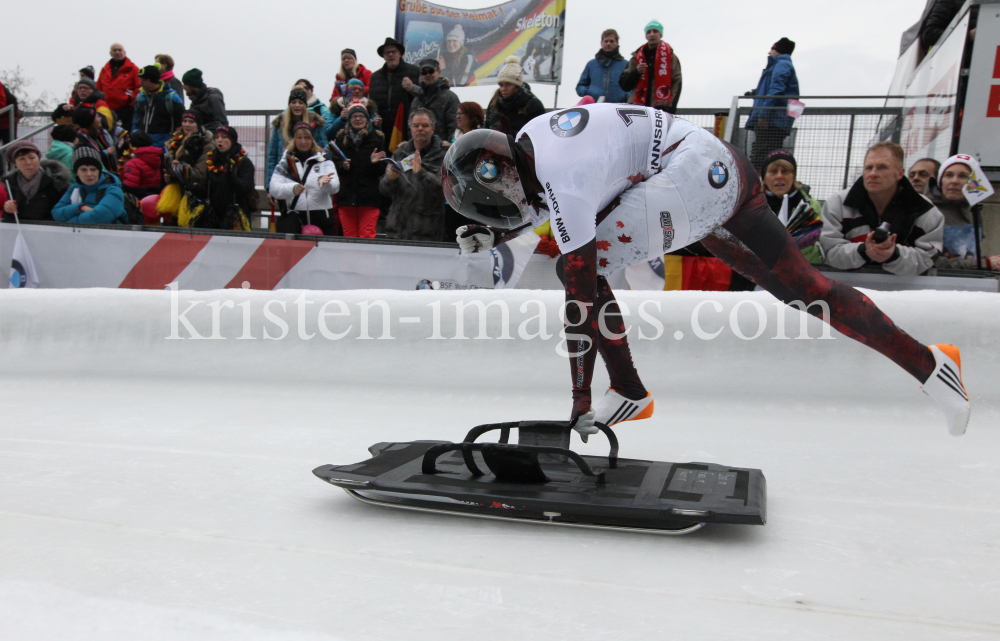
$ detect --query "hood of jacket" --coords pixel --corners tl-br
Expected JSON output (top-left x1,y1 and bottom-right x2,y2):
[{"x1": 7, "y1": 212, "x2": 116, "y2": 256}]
[
  {"x1": 40, "y1": 158, "x2": 73, "y2": 188},
  {"x1": 133, "y1": 145, "x2": 163, "y2": 166},
  {"x1": 765, "y1": 53, "x2": 792, "y2": 69},
  {"x1": 75, "y1": 170, "x2": 121, "y2": 196}
]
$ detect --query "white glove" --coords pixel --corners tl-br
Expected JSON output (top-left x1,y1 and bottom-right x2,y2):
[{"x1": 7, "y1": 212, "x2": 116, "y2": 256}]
[
  {"x1": 570, "y1": 409, "x2": 599, "y2": 443},
  {"x1": 456, "y1": 225, "x2": 495, "y2": 254}
]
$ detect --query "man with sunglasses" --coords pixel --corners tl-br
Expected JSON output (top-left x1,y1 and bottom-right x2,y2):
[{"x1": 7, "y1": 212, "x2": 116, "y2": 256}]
[{"x1": 408, "y1": 58, "x2": 459, "y2": 141}]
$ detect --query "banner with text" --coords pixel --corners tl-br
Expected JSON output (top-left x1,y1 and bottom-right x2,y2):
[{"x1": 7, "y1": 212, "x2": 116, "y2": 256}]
[{"x1": 395, "y1": 0, "x2": 565, "y2": 87}]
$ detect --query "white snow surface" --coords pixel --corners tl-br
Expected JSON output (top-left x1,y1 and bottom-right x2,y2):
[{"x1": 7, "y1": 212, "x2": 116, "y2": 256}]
[{"x1": 1, "y1": 287, "x2": 998, "y2": 640}]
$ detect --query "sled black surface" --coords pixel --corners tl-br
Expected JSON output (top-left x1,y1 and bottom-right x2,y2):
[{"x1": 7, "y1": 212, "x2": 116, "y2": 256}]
[{"x1": 313, "y1": 421, "x2": 766, "y2": 535}]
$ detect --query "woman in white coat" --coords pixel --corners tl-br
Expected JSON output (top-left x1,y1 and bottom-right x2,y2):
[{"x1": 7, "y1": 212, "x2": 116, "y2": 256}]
[{"x1": 268, "y1": 122, "x2": 340, "y2": 234}]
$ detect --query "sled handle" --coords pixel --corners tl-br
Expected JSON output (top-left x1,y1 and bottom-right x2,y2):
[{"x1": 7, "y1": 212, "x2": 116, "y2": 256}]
[
  {"x1": 462, "y1": 421, "x2": 619, "y2": 469},
  {"x1": 421, "y1": 442, "x2": 606, "y2": 482}
]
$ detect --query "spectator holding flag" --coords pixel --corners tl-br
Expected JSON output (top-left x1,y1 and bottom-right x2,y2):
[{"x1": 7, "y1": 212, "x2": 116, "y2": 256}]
[
  {"x1": 933, "y1": 154, "x2": 1000, "y2": 270},
  {"x1": 329, "y1": 49, "x2": 372, "y2": 107},
  {"x1": 2, "y1": 141, "x2": 70, "y2": 222}
]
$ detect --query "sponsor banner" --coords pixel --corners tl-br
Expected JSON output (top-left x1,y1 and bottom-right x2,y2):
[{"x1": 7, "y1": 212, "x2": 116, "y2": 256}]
[
  {"x1": 395, "y1": 0, "x2": 566, "y2": 87},
  {"x1": 955, "y1": 11, "x2": 1000, "y2": 168},
  {"x1": 0, "y1": 225, "x2": 543, "y2": 292}
]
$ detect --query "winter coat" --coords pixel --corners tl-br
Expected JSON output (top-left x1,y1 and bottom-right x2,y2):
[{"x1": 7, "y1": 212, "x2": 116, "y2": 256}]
[
  {"x1": 187, "y1": 87, "x2": 228, "y2": 129},
  {"x1": 306, "y1": 95, "x2": 334, "y2": 124},
  {"x1": 368, "y1": 61, "x2": 420, "y2": 141},
  {"x1": 168, "y1": 127, "x2": 215, "y2": 187},
  {"x1": 329, "y1": 64, "x2": 373, "y2": 104},
  {"x1": 132, "y1": 83, "x2": 185, "y2": 148},
  {"x1": 51, "y1": 91, "x2": 115, "y2": 130},
  {"x1": 96, "y1": 57, "x2": 140, "y2": 112},
  {"x1": 746, "y1": 54, "x2": 799, "y2": 133},
  {"x1": 196, "y1": 144, "x2": 256, "y2": 228},
  {"x1": 1, "y1": 160, "x2": 71, "y2": 222},
  {"x1": 160, "y1": 71, "x2": 185, "y2": 107},
  {"x1": 121, "y1": 146, "x2": 163, "y2": 191},
  {"x1": 765, "y1": 187, "x2": 824, "y2": 264},
  {"x1": 410, "y1": 78, "x2": 459, "y2": 141},
  {"x1": 333, "y1": 125, "x2": 386, "y2": 208},
  {"x1": 265, "y1": 114, "x2": 328, "y2": 189},
  {"x1": 619, "y1": 45, "x2": 683, "y2": 113},
  {"x1": 326, "y1": 98, "x2": 379, "y2": 140},
  {"x1": 930, "y1": 194, "x2": 987, "y2": 270},
  {"x1": 51, "y1": 170, "x2": 127, "y2": 224},
  {"x1": 380, "y1": 135, "x2": 447, "y2": 242},
  {"x1": 576, "y1": 49, "x2": 629, "y2": 103},
  {"x1": 269, "y1": 150, "x2": 339, "y2": 215},
  {"x1": 485, "y1": 83, "x2": 546, "y2": 135},
  {"x1": 76, "y1": 127, "x2": 121, "y2": 175},
  {"x1": 45, "y1": 140, "x2": 75, "y2": 174},
  {"x1": 820, "y1": 177, "x2": 944, "y2": 276},
  {"x1": 919, "y1": 0, "x2": 965, "y2": 50}
]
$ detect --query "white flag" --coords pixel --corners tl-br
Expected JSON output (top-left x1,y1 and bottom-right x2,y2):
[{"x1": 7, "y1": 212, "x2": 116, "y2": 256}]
[
  {"x1": 10, "y1": 231, "x2": 39, "y2": 289},
  {"x1": 941, "y1": 154, "x2": 995, "y2": 206}
]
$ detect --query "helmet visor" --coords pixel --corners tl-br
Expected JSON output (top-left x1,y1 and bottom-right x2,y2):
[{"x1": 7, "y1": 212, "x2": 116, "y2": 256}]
[{"x1": 442, "y1": 129, "x2": 530, "y2": 229}]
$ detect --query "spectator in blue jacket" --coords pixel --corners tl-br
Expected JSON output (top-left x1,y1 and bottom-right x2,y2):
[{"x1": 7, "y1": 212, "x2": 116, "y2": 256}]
[
  {"x1": 52, "y1": 146, "x2": 128, "y2": 224},
  {"x1": 746, "y1": 37, "x2": 800, "y2": 172},
  {"x1": 133, "y1": 65, "x2": 185, "y2": 151},
  {"x1": 576, "y1": 29, "x2": 629, "y2": 103}
]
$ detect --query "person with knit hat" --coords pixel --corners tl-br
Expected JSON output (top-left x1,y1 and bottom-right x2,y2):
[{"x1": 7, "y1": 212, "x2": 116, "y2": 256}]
[
  {"x1": 618, "y1": 20, "x2": 683, "y2": 114},
  {"x1": 73, "y1": 105, "x2": 120, "y2": 175},
  {"x1": 51, "y1": 146, "x2": 127, "y2": 224},
  {"x1": 931, "y1": 154, "x2": 1000, "y2": 270},
  {"x1": 484, "y1": 56, "x2": 545, "y2": 135},
  {"x1": 2, "y1": 140, "x2": 70, "y2": 222},
  {"x1": 328, "y1": 79, "x2": 381, "y2": 136},
  {"x1": 441, "y1": 25, "x2": 476, "y2": 86},
  {"x1": 329, "y1": 49, "x2": 373, "y2": 106},
  {"x1": 746, "y1": 37, "x2": 800, "y2": 172},
  {"x1": 293, "y1": 79, "x2": 334, "y2": 124},
  {"x1": 369, "y1": 37, "x2": 420, "y2": 142},
  {"x1": 96, "y1": 43, "x2": 141, "y2": 131},
  {"x1": 333, "y1": 103, "x2": 386, "y2": 238},
  {"x1": 79, "y1": 66, "x2": 95, "y2": 81},
  {"x1": 760, "y1": 150, "x2": 823, "y2": 264},
  {"x1": 266, "y1": 87, "x2": 328, "y2": 194},
  {"x1": 158, "y1": 111, "x2": 216, "y2": 225},
  {"x1": 51, "y1": 77, "x2": 115, "y2": 131},
  {"x1": 576, "y1": 29, "x2": 629, "y2": 104},
  {"x1": 181, "y1": 68, "x2": 228, "y2": 130},
  {"x1": 133, "y1": 65, "x2": 185, "y2": 151},
  {"x1": 190, "y1": 125, "x2": 255, "y2": 231}
]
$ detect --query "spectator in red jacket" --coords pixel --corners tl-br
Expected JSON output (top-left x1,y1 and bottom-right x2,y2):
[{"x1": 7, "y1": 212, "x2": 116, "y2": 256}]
[
  {"x1": 329, "y1": 49, "x2": 373, "y2": 107},
  {"x1": 120, "y1": 131, "x2": 163, "y2": 198},
  {"x1": 96, "y1": 43, "x2": 141, "y2": 131}
]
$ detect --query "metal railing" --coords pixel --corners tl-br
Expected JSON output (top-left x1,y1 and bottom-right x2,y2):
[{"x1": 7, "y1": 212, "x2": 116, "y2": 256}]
[{"x1": 725, "y1": 96, "x2": 905, "y2": 201}]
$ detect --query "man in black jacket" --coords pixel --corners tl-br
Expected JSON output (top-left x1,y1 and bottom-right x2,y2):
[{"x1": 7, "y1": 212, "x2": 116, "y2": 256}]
[
  {"x1": 368, "y1": 38, "x2": 420, "y2": 143},
  {"x1": 181, "y1": 68, "x2": 228, "y2": 131},
  {"x1": 919, "y1": 0, "x2": 966, "y2": 50},
  {"x1": 408, "y1": 58, "x2": 459, "y2": 141}
]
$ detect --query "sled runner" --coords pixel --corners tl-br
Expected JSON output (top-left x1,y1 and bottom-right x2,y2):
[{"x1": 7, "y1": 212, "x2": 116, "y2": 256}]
[{"x1": 313, "y1": 421, "x2": 766, "y2": 535}]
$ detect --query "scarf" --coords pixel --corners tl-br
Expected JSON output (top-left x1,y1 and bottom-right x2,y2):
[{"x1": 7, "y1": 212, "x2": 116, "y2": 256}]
[
  {"x1": 292, "y1": 149, "x2": 313, "y2": 166},
  {"x1": 207, "y1": 145, "x2": 247, "y2": 174},
  {"x1": 347, "y1": 123, "x2": 367, "y2": 147},
  {"x1": 17, "y1": 170, "x2": 43, "y2": 202},
  {"x1": 161, "y1": 70, "x2": 176, "y2": 82},
  {"x1": 595, "y1": 47, "x2": 624, "y2": 63},
  {"x1": 634, "y1": 40, "x2": 673, "y2": 108}
]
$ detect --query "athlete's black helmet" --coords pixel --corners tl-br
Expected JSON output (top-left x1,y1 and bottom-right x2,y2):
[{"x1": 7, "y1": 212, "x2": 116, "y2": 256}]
[{"x1": 442, "y1": 129, "x2": 530, "y2": 229}]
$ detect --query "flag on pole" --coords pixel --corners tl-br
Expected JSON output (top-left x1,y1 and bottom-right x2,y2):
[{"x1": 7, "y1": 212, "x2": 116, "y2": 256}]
[
  {"x1": 388, "y1": 104, "x2": 405, "y2": 153},
  {"x1": 9, "y1": 231, "x2": 39, "y2": 288}
]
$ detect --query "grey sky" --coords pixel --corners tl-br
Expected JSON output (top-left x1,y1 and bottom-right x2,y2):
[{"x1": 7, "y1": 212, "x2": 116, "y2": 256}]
[{"x1": 6, "y1": 0, "x2": 923, "y2": 111}]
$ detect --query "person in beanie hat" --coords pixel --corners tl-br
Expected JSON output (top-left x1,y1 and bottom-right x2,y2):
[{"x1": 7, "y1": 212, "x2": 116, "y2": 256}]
[
  {"x1": 618, "y1": 20, "x2": 683, "y2": 113},
  {"x1": 159, "y1": 110, "x2": 216, "y2": 225},
  {"x1": 181, "y1": 68, "x2": 228, "y2": 130},
  {"x1": 484, "y1": 56, "x2": 545, "y2": 134},
  {"x1": 333, "y1": 102, "x2": 386, "y2": 238},
  {"x1": 46, "y1": 124, "x2": 78, "y2": 173},
  {"x1": 329, "y1": 48, "x2": 373, "y2": 105},
  {"x1": 759, "y1": 149, "x2": 823, "y2": 263},
  {"x1": 52, "y1": 146, "x2": 127, "y2": 224},
  {"x1": 133, "y1": 65, "x2": 185, "y2": 150},
  {"x1": 293, "y1": 79, "x2": 334, "y2": 124},
  {"x1": 409, "y1": 57, "x2": 459, "y2": 140},
  {"x1": 96, "y1": 43, "x2": 141, "y2": 130},
  {"x1": 576, "y1": 28, "x2": 629, "y2": 104},
  {"x1": 441, "y1": 25, "x2": 476, "y2": 86},
  {"x1": 73, "y1": 106, "x2": 119, "y2": 174},
  {"x1": 214, "y1": 125, "x2": 238, "y2": 144},
  {"x1": 52, "y1": 77, "x2": 115, "y2": 130},
  {"x1": 369, "y1": 37, "x2": 420, "y2": 142},
  {"x1": 746, "y1": 37, "x2": 800, "y2": 171},
  {"x1": 79, "y1": 66, "x2": 95, "y2": 81},
  {"x1": 121, "y1": 131, "x2": 164, "y2": 199},
  {"x1": 2, "y1": 139, "x2": 70, "y2": 222},
  {"x1": 265, "y1": 86, "x2": 328, "y2": 192},
  {"x1": 192, "y1": 125, "x2": 255, "y2": 231}
]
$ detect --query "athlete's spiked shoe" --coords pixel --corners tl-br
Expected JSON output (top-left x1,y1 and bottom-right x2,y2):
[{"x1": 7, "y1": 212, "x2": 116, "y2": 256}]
[
  {"x1": 594, "y1": 389, "x2": 655, "y2": 428},
  {"x1": 922, "y1": 345, "x2": 970, "y2": 436}
]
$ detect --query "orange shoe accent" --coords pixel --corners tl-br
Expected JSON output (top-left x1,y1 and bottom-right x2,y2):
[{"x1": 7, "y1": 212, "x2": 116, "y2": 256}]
[
  {"x1": 934, "y1": 344, "x2": 962, "y2": 370},
  {"x1": 632, "y1": 396, "x2": 655, "y2": 421}
]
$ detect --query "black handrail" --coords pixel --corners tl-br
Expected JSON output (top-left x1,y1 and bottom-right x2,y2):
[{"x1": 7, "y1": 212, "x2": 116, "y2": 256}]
[{"x1": 421, "y1": 441, "x2": 606, "y2": 482}]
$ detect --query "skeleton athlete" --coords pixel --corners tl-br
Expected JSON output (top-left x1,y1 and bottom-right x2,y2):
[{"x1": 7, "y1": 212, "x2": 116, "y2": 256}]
[{"x1": 441, "y1": 103, "x2": 970, "y2": 439}]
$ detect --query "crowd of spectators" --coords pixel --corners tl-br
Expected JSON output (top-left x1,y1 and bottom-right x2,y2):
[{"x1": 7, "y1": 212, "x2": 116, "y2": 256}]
[{"x1": 0, "y1": 23, "x2": 995, "y2": 278}]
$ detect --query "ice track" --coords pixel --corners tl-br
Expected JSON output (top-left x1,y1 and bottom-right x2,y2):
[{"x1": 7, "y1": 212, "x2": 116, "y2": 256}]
[{"x1": 1, "y1": 287, "x2": 999, "y2": 640}]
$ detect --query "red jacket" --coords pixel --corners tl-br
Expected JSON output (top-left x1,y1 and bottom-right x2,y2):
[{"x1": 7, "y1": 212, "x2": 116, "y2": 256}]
[
  {"x1": 121, "y1": 146, "x2": 163, "y2": 190},
  {"x1": 329, "y1": 64, "x2": 373, "y2": 102},
  {"x1": 96, "y1": 57, "x2": 141, "y2": 111}
]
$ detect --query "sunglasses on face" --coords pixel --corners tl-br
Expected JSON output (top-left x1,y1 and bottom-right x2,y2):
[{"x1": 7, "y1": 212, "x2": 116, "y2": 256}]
[{"x1": 421, "y1": 68, "x2": 436, "y2": 75}]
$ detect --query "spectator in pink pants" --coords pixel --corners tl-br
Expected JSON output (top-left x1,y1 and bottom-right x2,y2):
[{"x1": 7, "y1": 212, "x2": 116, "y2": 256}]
[{"x1": 332, "y1": 105, "x2": 386, "y2": 238}]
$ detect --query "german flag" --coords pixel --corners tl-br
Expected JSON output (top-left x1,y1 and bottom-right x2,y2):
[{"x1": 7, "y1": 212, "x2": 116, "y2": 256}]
[{"x1": 388, "y1": 104, "x2": 404, "y2": 153}]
